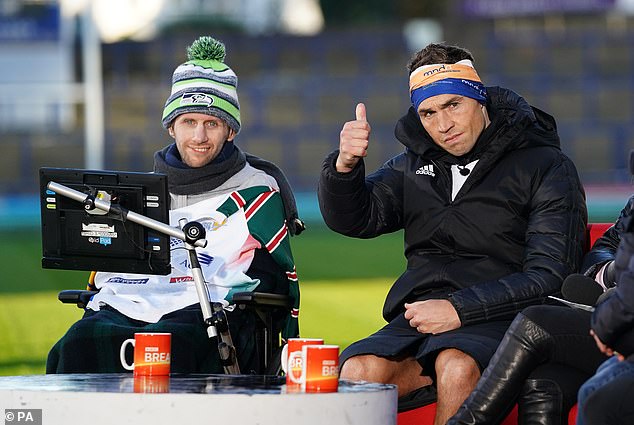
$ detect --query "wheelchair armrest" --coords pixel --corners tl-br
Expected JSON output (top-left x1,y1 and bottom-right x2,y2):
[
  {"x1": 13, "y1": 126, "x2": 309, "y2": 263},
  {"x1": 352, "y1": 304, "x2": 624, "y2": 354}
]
[
  {"x1": 232, "y1": 291, "x2": 291, "y2": 375},
  {"x1": 232, "y1": 291, "x2": 292, "y2": 309},
  {"x1": 58, "y1": 290, "x2": 98, "y2": 309}
]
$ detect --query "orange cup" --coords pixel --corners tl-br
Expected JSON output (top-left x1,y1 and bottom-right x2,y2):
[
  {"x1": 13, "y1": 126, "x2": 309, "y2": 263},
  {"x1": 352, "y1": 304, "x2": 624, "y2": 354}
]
[
  {"x1": 288, "y1": 344, "x2": 339, "y2": 393},
  {"x1": 281, "y1": 338, "x2": 324, "y2": 386},
  {"x1": 120, "y1": 332, "x2": 171, "y2": 376},
  {"x1": 133, "y1": 375, "x2": 170, "y2": 393}
]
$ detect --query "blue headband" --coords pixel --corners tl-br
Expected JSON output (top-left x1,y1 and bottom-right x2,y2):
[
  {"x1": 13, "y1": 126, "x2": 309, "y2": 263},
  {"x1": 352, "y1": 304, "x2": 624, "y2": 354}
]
[{"x1": 410, "y1": 78, "x2": 488, "y2": 111}]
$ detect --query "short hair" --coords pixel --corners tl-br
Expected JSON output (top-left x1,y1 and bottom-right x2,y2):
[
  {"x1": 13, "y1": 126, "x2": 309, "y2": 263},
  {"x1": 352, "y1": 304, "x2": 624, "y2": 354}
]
[{"x1": 407, "y1": 43, "x2": 475, "y2": 74}]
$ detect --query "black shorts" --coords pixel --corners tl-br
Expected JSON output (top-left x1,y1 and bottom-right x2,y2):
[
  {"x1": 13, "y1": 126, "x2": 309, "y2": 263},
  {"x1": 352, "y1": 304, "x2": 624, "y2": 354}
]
[{"x1": 340, "y1": 313, "x2": 512, "y2": 378}]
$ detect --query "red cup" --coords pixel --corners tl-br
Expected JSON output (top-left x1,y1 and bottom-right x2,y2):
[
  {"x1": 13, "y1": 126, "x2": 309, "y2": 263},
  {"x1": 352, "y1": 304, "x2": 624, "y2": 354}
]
[
  {"x1": 288, "y1": 344, "x2": 339, "y2": 393},
  {"x1": 133, "y1": 375, "x2": 170, "y2": 393},
  {"x1": 281, "y1": 338, "x2": 324, "y2": 386},
  {"x1": 120, "y1": 332, "x2": 171, "y2": 376}
]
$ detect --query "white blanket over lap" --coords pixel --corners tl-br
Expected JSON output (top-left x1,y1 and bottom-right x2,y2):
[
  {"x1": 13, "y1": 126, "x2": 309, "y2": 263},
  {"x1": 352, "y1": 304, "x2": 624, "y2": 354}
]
[{"x1": 86, "y1": 194, "x2": 259, "y2": 323}]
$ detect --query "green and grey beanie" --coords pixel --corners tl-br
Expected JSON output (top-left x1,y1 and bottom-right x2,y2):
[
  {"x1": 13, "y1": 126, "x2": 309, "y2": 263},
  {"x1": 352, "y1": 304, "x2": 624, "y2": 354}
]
[{"x1": 161, "y1": 36, "x2": 241, "y2": 133}]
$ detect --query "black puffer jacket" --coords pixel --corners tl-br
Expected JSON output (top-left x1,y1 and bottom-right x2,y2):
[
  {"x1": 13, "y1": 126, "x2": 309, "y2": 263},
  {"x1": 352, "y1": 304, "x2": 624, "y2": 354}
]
[
  {"x1": 582, "y1": 196, "x2": 634, "y2": 275},
  {"x1": 591, "y1": 195, "x2": 634, "y2": 358},
  {"x1": 318, "y1": 87, "x2": 587, "y2": 324}
]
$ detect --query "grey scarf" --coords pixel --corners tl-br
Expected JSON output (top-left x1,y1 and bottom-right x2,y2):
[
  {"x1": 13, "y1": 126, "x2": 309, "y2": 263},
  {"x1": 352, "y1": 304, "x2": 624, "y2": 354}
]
[{"x1": 154, "y1": 143, "x2": 304, "y2": 235}]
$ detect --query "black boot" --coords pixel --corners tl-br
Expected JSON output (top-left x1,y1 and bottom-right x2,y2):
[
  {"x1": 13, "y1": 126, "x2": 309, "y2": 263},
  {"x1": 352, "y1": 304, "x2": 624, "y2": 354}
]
[
  {"x1": 517, "y1": 379, "x2": 564, "y2": 425},
  {"x1": 447, "y1": 313, "x2": 554, "y2": 425},
  {"x1": 517, "y1": 363, "x2": 587, "y2": 425}
]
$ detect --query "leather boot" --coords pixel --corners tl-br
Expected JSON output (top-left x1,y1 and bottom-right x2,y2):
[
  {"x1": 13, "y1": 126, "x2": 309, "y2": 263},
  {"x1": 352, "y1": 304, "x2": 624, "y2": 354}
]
[
  {"x1": 447, "y1": 313, "x2": 554, "y2": 425},
  {"x1": 517, "y1": 379, "x2": 564, "y2": 425},
  {"x1": 516, "y1": 362, "x2": 587, "y2": 425}
]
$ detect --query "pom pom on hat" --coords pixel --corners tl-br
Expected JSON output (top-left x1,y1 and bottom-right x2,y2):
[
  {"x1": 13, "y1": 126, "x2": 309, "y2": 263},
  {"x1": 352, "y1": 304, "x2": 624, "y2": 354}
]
[
  {"x1": 161, "y1": 36, "x2": 241, "y2": 133},
  {"x1": 187, "y1": 36, "x2": 226, "y2": 62}
]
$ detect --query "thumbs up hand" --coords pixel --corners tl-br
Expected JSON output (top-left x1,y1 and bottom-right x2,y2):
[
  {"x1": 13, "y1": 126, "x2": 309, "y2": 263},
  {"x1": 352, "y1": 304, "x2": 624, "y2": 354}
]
[{"x1": 335, "y1": 103, "x2": 371, "y2": 173}]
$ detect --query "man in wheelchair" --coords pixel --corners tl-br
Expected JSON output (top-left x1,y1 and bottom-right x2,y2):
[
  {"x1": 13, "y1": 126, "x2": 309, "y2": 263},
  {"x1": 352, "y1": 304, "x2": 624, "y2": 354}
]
[{"x1": 47, "y1": 36, "x2": 301, "y2": 375}]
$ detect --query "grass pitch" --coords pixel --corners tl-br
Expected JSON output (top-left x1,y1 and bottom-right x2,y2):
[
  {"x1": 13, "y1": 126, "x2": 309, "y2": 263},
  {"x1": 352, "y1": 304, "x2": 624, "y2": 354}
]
[{"x1": 0, "y1": 227, "x2": 403, "y2": 375}]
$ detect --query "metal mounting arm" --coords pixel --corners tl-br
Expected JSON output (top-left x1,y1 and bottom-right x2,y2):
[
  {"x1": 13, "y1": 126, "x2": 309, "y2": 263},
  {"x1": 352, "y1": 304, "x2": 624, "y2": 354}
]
[{"x1": 47, "y1": 181, "x2": 241, "y2": 374}]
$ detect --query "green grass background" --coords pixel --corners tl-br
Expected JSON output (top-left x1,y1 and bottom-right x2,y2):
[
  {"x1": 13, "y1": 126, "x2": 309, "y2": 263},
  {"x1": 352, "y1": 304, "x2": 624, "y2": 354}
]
[
  {"x1": 0, "y1": 227, "x2": 405, "y2": 376},
  {"x1": 0, "y1": 198, "x2": 621, "y2": 377}
]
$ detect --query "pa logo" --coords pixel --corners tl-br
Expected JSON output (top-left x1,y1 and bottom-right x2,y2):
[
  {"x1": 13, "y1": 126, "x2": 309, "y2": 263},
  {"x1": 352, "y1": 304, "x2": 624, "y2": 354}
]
[{"x1": 5, "y1": 409, "x2": 42, "y2": 424}]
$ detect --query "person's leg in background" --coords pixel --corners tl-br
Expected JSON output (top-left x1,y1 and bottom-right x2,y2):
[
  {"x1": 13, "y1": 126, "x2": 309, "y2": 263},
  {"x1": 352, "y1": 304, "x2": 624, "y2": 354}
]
[
  {"x1": 576, "y1": 357, "x2": 634, "y2": 425},
  {"x1": 577, "y1": 360, "x2": 634, "y2": 425}
]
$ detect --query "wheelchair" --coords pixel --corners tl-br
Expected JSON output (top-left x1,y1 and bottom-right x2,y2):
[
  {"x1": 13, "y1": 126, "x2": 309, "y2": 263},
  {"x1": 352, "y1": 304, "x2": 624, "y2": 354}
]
[
  {"x1": 42, "y1": 168, "x2": 301, "y2": 377},
  {"x1": 57, "y1": 286, "x2": 292, "y2": 376}
]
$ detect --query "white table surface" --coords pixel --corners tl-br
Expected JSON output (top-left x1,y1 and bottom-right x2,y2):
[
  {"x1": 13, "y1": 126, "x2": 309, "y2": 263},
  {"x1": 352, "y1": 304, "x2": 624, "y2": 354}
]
[{"x1": 0, "y1": 373, "x2": 397, "y2": 425}]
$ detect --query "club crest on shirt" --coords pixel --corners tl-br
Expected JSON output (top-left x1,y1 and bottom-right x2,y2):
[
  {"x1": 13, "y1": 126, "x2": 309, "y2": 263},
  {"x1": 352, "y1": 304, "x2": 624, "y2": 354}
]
[{"x1": 200, "y1": 216, "x2": 227, "y2": 232}]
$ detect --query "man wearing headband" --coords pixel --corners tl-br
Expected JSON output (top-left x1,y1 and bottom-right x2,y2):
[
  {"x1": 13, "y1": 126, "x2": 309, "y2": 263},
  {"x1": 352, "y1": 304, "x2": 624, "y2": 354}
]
[{"x1": 318, "y1": 43, "x2": 586, "y2": 423}]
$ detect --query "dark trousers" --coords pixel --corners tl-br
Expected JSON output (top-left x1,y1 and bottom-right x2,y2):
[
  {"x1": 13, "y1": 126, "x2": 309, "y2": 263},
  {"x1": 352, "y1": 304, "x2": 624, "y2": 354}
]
[
  {"x1": 46, "y1": 304, "x2": 260, "y2": 374},
  {"x1": 577, "y1": 356, "x2": 634, "y2": 425},
  {"x1": 520, "y1": 305, "x2": 607, "y2": 412},
  {"x1": 522, "y1": 305, "x2": 606, "y2": 375}
]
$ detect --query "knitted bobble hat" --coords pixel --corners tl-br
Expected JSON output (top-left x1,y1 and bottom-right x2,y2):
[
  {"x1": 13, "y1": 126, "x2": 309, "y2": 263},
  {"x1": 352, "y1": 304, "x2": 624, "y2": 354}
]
[{"x1": 161, "y1": 36, "x2": 241, "y2": 133}]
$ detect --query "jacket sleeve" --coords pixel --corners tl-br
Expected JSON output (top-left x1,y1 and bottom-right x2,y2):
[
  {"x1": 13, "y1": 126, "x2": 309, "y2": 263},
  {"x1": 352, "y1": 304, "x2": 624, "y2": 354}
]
[
  {"x1": 448, "y1": 155, "x2": 588, "y2": 325},
  {"x1": 317, "y1": 150, "x2": 404, "y2": 238},
  {"x1": 582, "y1": 195, "x2": 634, "y2": 276},
  {"x1": 592, "y1": 230, "x2": 634, "y2": 357}
]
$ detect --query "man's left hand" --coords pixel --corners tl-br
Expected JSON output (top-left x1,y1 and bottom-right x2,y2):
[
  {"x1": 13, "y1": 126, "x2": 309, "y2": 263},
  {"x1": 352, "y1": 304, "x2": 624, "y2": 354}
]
[{"x1": 404, "y1": 299, "x2": 461, "y2": 334}]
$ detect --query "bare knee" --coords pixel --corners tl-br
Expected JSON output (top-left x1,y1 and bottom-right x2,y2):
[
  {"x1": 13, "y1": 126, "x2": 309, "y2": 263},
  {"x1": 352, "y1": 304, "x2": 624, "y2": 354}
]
[
  {"x1": 432, "y1": 349, "x2": 482, "y2": 424},
  {"x1": 341, "y1": 355, "x2": 432, "y2": 397},
  {"x1": 435, "y1": 349, "x2": 481, "y2": 390},
  {"x1": 340, "y1": 355, "x2": 390, "y2": 383}
]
